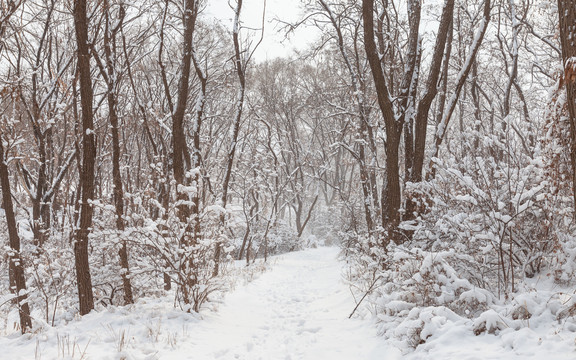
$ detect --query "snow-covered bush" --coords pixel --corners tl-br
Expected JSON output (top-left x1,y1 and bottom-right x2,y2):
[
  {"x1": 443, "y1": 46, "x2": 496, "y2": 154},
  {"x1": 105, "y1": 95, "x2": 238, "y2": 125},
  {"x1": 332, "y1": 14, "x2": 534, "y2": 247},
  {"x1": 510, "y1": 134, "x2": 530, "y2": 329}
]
[
  {"x1": 343, "y1": 243, "x2": 494, "y2": 350},
  {"x1": 341, "y1": 98, "x2": 576, "y2": 352},
  {"x1": 406, "y1": 115, "x2": 556, "y2": 297},
  {"x1": 378, "y1": 249, "x2": 495, "y2": 316},
  {"x1": 27, "y1": 243, "x2": 77, "y2": 326},
  {"x1": 129, "y1": 187, "x2": 229, "y2": 313},
  {"x1": 540, "y1": 77, "x2": 576, "y2": 283},
  {"x1": 379, "y1": 305, "x2": 463, "y2": 350}
]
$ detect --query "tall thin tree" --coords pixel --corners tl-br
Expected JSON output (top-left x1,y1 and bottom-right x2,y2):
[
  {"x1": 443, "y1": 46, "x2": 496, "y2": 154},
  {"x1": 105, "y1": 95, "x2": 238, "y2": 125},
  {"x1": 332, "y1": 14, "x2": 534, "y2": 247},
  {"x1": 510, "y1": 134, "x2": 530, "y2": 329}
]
[
  {"x1": 91, "y1": 0, "x2": 134, "y2": 305},
  {"x1": 362, "y1": 0, "x2": 403, "y2": 244},
  {"x1": 557, "y1": 0, "x2": 576, "y2": 212},
  {"x1": 73, "y1": 0, "x2": 96, "y2": 315},
  {"x1": 0, "y1": 135, "x2": 32, "y2": 333}
]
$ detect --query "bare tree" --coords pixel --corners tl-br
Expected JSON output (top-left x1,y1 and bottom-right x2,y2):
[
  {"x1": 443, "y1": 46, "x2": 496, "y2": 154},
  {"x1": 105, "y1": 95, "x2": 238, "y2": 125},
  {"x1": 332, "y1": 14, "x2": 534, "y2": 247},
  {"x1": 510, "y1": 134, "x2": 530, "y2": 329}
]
[
  {"x1": 167, "y1": 0, "x2": 201, "y2": 307},
  {"x1": 316, "y1": 0, "x2": 381, "y2": 234},
  {"x1": 362, "y1": 0, "x2": 403, "y2": 243},
  {"x1": 557, "y1": 0, "x2": 576, "y2": 212},
  {"x1": 0, "y1": 0, "x2": 22, "y2": 55},
  {"x1": 411, "y1": 0, "x2": 455, "y2": 183},
  {"x1": 428, "y1": 0, "x2": 492, "y2": 177},
  {"x1": 73, "y1": 0, "x2": 96, "y2": 315},
  {"x1": 91, "y1": 0, "x2": 133, "y2": 304},
  {"x1": 214, "y1": 0, "x2": 266, "y2": 273},
  {"x1": 0, "y1": 134, "x2": 32, "y2": 333},
  {"x1": 213, "y1": 0, "x2": 248, "y2": 275}
]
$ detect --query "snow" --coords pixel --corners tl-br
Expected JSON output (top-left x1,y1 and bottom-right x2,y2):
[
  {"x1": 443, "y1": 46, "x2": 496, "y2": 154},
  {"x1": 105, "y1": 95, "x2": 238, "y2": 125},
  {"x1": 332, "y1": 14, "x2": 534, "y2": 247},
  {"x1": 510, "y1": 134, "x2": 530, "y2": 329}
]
[
  {"x1": 186, "y1": 247, "x2": 397, "y2": 360},
  {"x1": 2, "y1": 247, "x2": 575, "y2": 359},
  {"x1": 0, "y1": 247, "x2": 398, "y2": 359}
]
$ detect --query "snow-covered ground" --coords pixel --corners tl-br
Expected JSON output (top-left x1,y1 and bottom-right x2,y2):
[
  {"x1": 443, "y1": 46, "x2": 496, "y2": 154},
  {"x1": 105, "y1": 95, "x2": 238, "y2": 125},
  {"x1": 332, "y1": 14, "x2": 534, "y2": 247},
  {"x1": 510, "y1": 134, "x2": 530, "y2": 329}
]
[
  {"x1": 1, "y1": 247, "x2": 575, "y2": 359},
  {"x1": 1, "y1": 247, "x2": 397, "y2": 359},
  {"x1": 186, "y1": 247, "x2": 397, "y2": 359}
]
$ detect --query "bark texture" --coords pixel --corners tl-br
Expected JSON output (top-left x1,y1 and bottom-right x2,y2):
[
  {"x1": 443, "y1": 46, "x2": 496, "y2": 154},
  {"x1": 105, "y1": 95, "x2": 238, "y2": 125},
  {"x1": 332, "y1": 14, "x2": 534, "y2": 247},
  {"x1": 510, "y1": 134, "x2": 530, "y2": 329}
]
[
  {"x1": 73, "y1": 0, "x2": 95, "y2": 315},
  {"x1": 362, "y1": 0, "x2": 402, "y2": 242},
  {"x1": 0, "y1": 137, "x2": 32, "y2": 333},
  {"x1": 557, "y1": 0, "x2": 576, "y2": 212}
]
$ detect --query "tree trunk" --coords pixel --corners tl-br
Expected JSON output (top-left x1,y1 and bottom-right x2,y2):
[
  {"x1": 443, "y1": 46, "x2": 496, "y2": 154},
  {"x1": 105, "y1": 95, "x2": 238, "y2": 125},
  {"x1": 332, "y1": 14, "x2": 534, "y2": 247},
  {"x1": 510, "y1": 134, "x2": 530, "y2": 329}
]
[
  {"x1": 171, "y1": 0, "x2": 198, "y2": 306},
  {"x1": 214, "y1": 0, "x2": 246, "y2": 276},
  {"x1": 397, "y1": 0, "x2": 421, "y2": 185},
  {"x1": 296, "y1": 195, "x2": 319, "y2": 238},
  {"x1": 0, "y1": 137, "x2": 32, "y2": 333},
  {"x1": 557, "y1": 0, "x2": 576, "y2": 213},
  {"x1": 103, "y1": 1, "x2": 133, "y2": 304},
  {"x1": 172, "y1": 0, "x2": 195, "y2": 195},
  {"x1": 363, "y1": 0, "x2": 403, "y2": 244},
  {"x1": 73, "y1": 0, "x2": 95, "y2": 315},
  {"x1": 319, "y1": 0, "x2": 380, "y2": 233},
  {"x1": 427, "y1": 0, "x2": 491, "y2": 179},
  {"x1": 411, "y1": 0, "x2": 455, "y2": 183}
]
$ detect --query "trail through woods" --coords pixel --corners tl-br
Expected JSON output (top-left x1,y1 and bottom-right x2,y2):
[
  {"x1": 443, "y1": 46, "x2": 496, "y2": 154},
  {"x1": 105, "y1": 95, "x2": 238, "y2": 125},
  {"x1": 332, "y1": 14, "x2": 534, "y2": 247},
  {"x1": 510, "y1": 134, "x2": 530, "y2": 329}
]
[
  {"x1": 2, "y1": 247, "x2": 574, "y2": 359},
  {"x1": 187, "y1": 247, "x2": 397, "y2": 359},
  {"x1": 0, "y1": 247, "x2": 399, "y2": 359}
]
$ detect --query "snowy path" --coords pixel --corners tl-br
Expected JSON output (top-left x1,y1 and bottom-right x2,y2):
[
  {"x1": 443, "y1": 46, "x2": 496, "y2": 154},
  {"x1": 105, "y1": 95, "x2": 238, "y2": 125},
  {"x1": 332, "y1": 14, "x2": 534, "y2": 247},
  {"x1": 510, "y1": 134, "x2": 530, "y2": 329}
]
[
  {"x1": 3, "y1": 247, "x2": 574, "y2": 359},
  {"x1": 180, "y1": 247, "x2": 397, "y2": 360},
  {"x1": 1, "y1": 247, "x2": 399, "y2": 360}
]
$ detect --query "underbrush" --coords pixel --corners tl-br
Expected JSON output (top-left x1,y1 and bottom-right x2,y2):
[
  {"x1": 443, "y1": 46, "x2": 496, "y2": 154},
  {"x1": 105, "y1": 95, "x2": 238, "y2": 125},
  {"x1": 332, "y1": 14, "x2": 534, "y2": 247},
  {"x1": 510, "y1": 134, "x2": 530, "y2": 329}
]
[
  {"x1": 341, "y1": 124, "x2": 576, "y2": 354},
  {"x1": 343, "y1": 235, "x2": 576, "y2": 354}
]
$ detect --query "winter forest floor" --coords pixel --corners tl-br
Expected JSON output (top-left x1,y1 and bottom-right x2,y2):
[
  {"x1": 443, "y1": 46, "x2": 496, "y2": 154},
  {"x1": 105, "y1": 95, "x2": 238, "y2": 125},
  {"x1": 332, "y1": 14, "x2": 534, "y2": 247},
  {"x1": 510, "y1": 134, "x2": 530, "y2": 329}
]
[{"x1": 1, "y1": 247, "x2": 575, "y2": 359}]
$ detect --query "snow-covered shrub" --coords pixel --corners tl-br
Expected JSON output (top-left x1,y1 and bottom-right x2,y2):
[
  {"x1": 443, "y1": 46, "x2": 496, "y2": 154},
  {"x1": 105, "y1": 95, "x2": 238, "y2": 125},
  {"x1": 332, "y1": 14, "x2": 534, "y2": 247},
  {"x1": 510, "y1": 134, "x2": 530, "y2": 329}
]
[
  {"x1": 378, "y1": 305, "x2": 463, "y2": 350},
  {"x1": 27, "y1": 243, "x2": 76, "y2": 326},
  {"x1": 540, "y1": 77, "x2": 576, "y2": 283},
  {"x1": 406, "y1": 117, "x2": 555, "y2": 298},
  {"x1": 341, "y1": 106, "x2": 576, "y2": 350},
  {"x1": 306, "y1": 204, "x2": 347, "y2": 246},
  {"x1": 377, "y1": 248, "x2": 495, "y2": 316},
  {"x1": 1, "y1": 228, "x2": 80, "y2": 332},
  {"x1": 59, "y1": 171, "x2": 235, "y2": 314},
  {"x1": 347, "y1": 244, "x2": 496, "y2": 348},
  {"x1": 340, "y1": 230, "x2": 392, "y2": 322},
  {"x1": 264, "y1": 220, "x2": 300, "y2": 254},
  {"x1": 472, "y1": 309, "x2": 507, "y2": 335},
  {"x1": 342, "y1": 241, "x2": 481, "y2": 349},
  {"x1": 130, "y1": 198, "x2": 226, "y2": 313}
]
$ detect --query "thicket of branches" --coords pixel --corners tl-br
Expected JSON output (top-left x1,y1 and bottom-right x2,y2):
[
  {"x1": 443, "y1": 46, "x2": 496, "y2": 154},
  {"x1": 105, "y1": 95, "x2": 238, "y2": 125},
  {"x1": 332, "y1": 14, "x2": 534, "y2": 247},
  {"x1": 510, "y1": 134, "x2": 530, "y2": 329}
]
[{"x1": 1, "y1": 0, "x2": 575, "y2": 345}]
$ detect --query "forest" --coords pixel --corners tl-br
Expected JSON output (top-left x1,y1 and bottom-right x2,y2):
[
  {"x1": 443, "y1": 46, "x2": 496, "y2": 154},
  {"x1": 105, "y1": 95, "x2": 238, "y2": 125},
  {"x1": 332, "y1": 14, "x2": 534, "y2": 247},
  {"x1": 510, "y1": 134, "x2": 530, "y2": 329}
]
[{"x1": 1, "y1": 0, "x2": 576, "y2": 357}]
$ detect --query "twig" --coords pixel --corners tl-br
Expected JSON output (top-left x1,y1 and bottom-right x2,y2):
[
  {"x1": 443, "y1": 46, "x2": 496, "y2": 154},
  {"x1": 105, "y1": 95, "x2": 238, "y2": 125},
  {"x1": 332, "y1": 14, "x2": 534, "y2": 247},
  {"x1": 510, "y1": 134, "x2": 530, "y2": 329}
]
[{"x1": 348, "y1": 274, "x2": 382, "y2": 318}]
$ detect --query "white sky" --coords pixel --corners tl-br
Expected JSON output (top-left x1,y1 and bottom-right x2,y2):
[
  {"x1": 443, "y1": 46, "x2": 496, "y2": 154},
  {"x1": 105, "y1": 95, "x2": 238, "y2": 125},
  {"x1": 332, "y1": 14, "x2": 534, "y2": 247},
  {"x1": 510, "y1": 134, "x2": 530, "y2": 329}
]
[{"x1": 205, "y1": 0, "x2": 317, "y2": 61}]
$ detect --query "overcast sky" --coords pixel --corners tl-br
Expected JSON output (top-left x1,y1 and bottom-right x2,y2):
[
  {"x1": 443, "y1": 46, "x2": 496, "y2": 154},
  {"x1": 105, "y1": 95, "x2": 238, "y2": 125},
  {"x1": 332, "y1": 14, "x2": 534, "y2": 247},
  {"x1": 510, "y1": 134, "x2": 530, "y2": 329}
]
[{"x1": 205, "y1": 0, "x2": 317, "y2": 61}]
